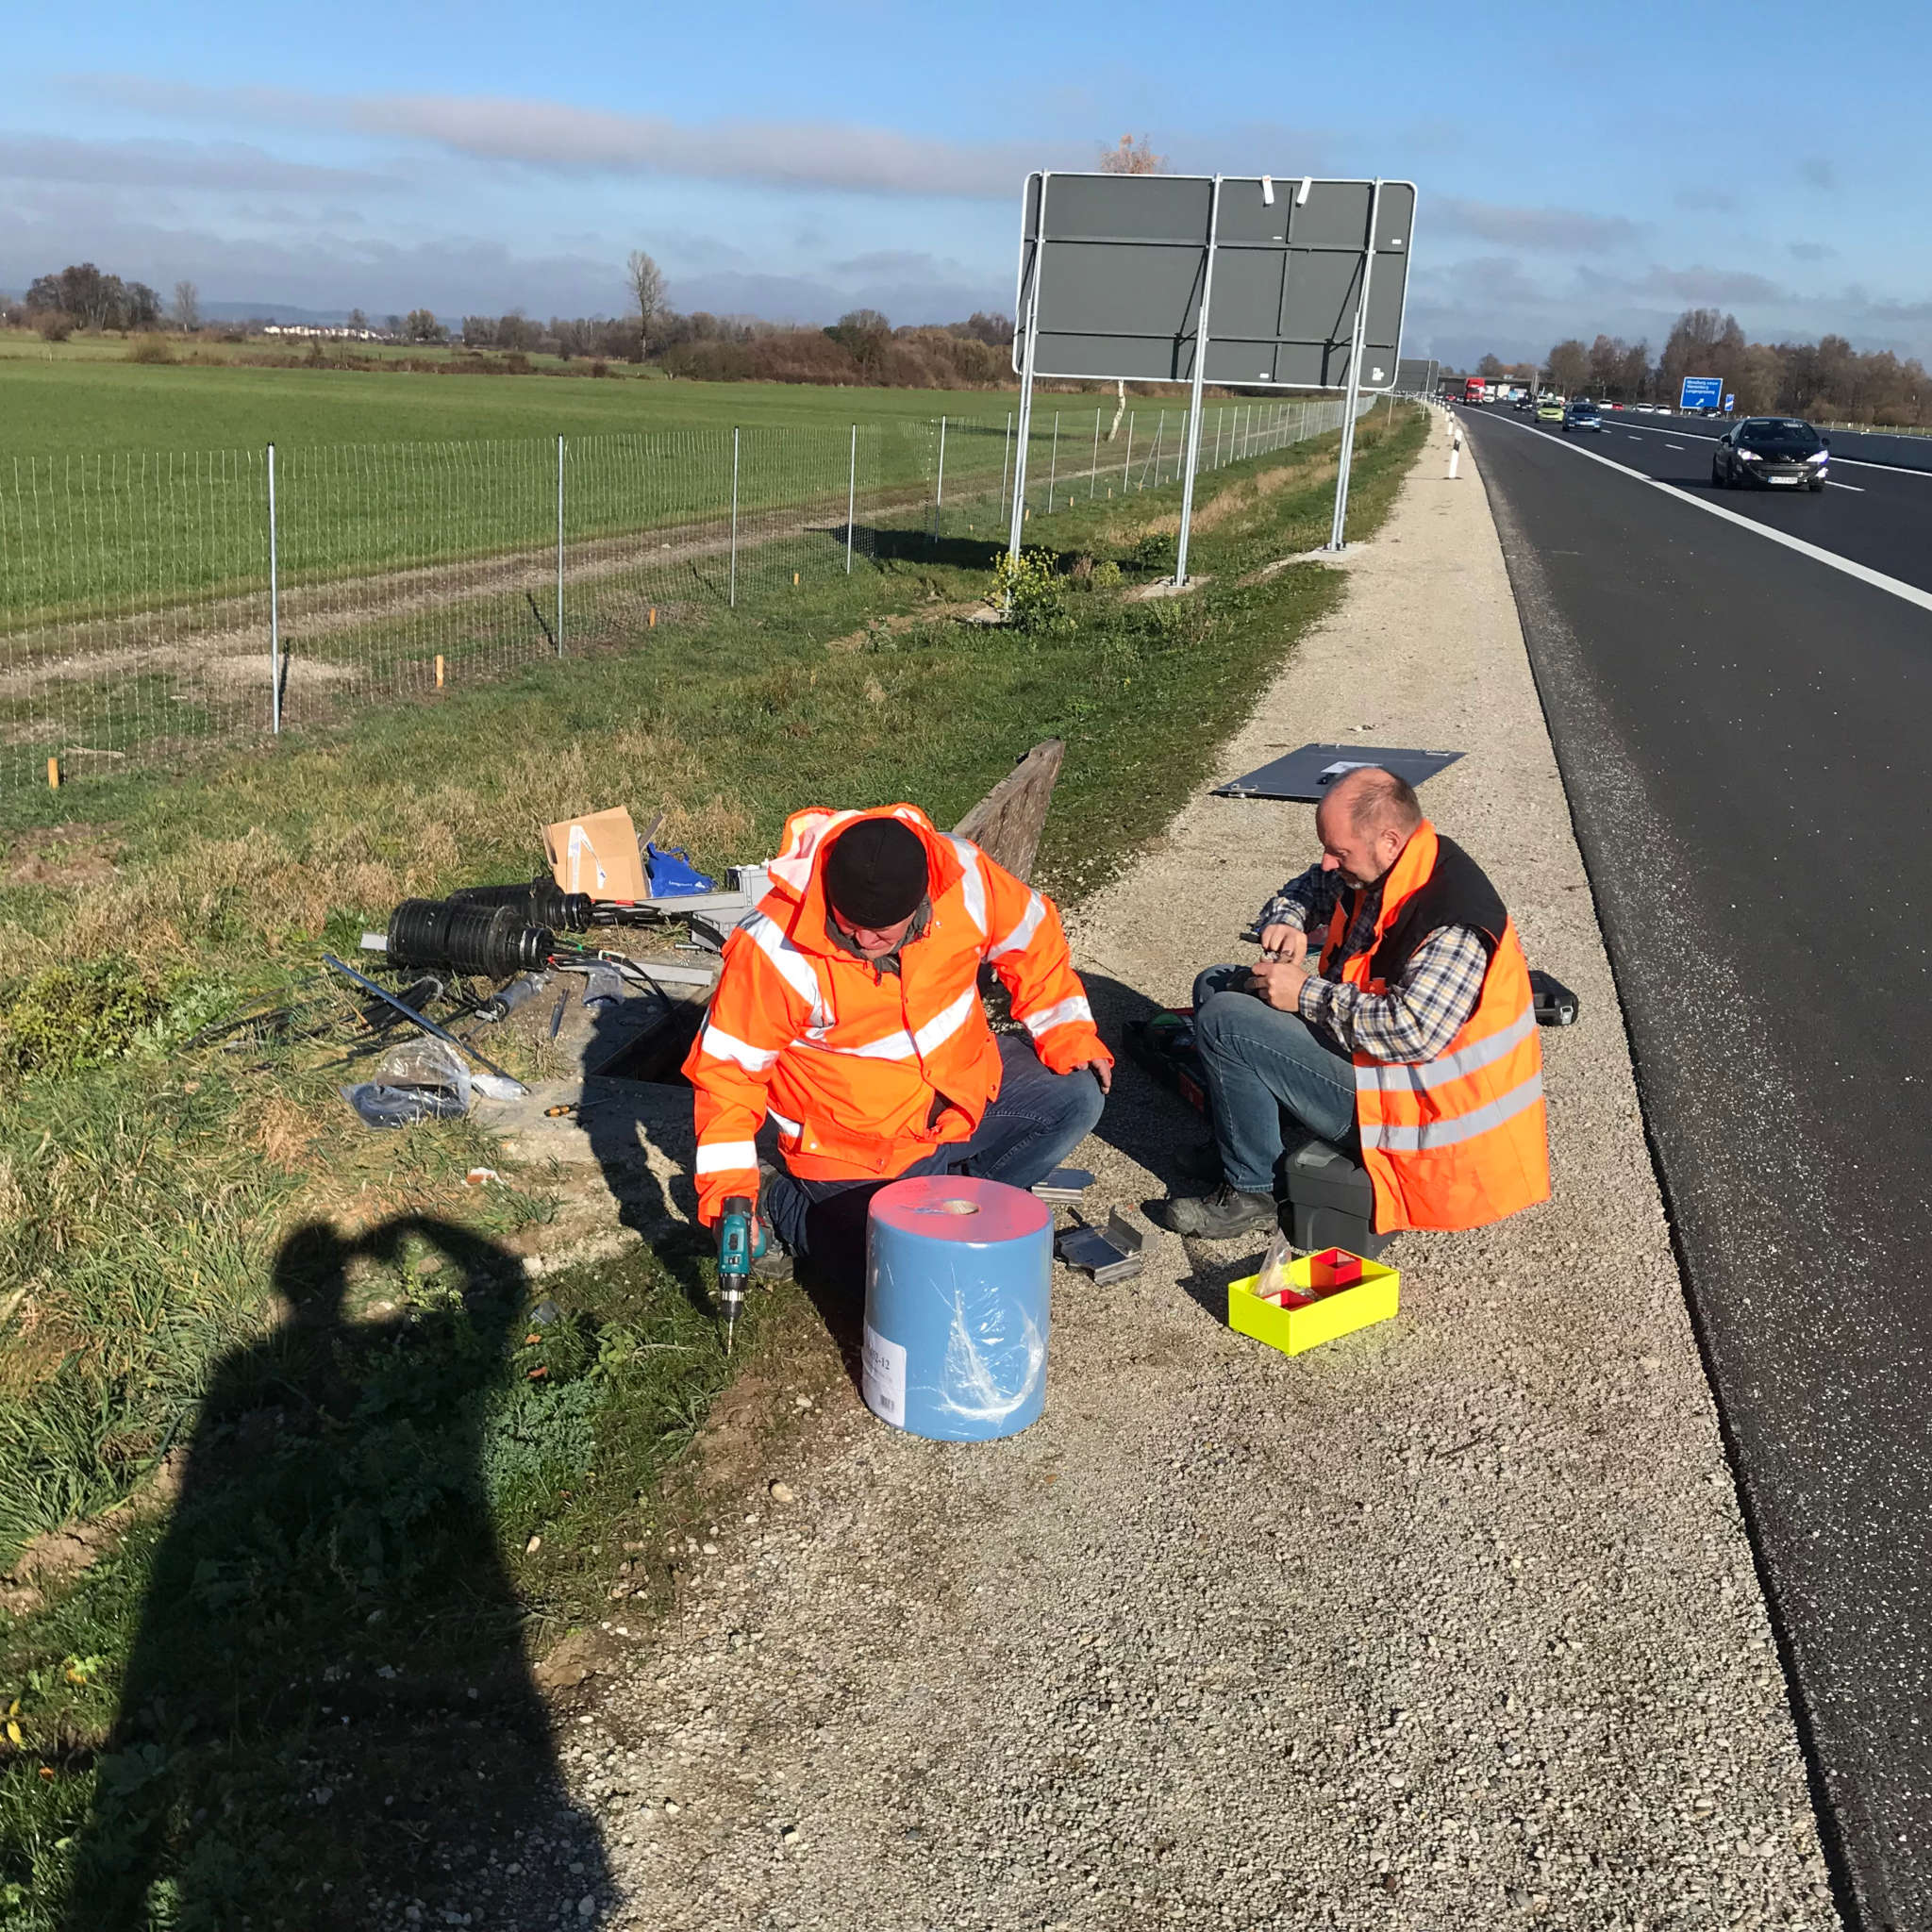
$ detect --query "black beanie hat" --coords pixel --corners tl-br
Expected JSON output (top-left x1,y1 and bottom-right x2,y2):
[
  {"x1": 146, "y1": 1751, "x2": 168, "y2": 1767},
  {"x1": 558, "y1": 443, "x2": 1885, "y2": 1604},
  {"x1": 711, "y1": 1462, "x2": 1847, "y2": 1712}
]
[{"x1": 824, "y1": 817, "x2": 929, "y2": 927}]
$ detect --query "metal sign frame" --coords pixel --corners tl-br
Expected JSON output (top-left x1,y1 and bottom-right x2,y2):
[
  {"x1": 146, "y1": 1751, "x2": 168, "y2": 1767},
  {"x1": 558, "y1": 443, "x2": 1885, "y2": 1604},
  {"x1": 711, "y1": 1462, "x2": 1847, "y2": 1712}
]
[{"x1": 1006, "y1": 172, "x2": 1416, "y2": 585}]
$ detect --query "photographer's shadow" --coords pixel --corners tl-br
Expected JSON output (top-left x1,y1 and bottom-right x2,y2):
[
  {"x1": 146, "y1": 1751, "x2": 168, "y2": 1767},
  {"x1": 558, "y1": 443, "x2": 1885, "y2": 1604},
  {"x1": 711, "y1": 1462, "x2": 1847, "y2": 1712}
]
[{"x1": 63, "y1": 1217, "x2": 613, "y2": 1930}]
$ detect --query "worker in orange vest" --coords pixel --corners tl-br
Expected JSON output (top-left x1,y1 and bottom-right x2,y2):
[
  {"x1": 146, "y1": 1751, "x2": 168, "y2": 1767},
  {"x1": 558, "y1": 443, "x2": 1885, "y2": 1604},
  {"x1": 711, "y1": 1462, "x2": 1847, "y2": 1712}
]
[
  {"x1": 1158, "y1": 767, "x2": 1548, "y2": 1240},
  {"x1": 685, "y1": 806, "x2": 1112, "y2": 1287}
]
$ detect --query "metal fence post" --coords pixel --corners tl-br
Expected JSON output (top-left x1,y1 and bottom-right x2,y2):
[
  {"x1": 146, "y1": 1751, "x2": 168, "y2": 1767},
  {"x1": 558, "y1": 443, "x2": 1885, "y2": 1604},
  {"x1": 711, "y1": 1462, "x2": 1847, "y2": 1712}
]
[
  {"x1": 266, "y1": 441, "x2": 281, "y2": 734},
  {"x1": 846, "y1": 424, "x2": 857, "y2": 575},
  {"x1": 929, "y1": 414, "x2": 948, "y2": 548},
  {"x1": 1091, "y1": 406, "x2": 1101, "y2": 499},
  {"x1": 1000, "y1": 411, "x2": 1012, "y2": 517},
  {"x1": 1047, "y1": 411, "x2": 1058, "y2": 512},
  {"x1": 555, "y1": 433, "x2": 565, "y2": 656},
  {"x1": 1123, "y1": 412, "x2": 1134, "y2": 492},
  {"x1": 728, "y1": 426, "x2": 740, "y2": 608}
]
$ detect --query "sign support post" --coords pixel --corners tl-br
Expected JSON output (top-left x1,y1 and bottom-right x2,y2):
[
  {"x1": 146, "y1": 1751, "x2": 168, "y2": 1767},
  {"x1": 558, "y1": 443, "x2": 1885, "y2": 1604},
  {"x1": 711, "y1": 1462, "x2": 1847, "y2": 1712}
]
[
  {"x1": 1005, "y1": 175, "x2": 1048, "y2": 583},
  {"x1": 1174, "y1": 175, "x2": 1224, "y2": 587},
  {"x1": 1326, "y1": 177, "x2": 1384, "y2": 554}
]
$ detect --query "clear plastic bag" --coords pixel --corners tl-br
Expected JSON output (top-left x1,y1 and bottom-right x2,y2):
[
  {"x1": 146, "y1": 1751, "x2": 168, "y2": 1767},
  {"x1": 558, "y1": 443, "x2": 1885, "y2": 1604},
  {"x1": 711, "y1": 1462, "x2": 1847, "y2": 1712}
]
[
  {"x1": 341, "y1": 1035, "x2": 474, "y2": 1128},
  {"x1": 1254, "y1": 1224, "x2": 1297, "y2": 1304}
]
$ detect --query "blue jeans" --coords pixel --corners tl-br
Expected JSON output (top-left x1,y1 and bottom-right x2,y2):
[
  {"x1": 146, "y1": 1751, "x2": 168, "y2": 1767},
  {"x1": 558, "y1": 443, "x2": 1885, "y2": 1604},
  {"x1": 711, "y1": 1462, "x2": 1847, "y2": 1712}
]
[
  {"x1": 758, "y1": 1034, "x2": 1106, "y2": 1292},
  {"x1": 1191, "y1": 963, "x2": 1357, "y2": 1194}
]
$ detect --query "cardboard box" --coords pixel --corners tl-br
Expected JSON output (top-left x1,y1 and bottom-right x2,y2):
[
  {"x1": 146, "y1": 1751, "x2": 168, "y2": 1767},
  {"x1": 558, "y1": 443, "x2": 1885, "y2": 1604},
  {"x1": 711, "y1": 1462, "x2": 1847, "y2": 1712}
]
[
  {"x1": 542, "y1": 808, "x2": 647, "y2": 903},
  {"x1": 1227, "y1": 1249, "x2": 1399, "y2": 1357}
]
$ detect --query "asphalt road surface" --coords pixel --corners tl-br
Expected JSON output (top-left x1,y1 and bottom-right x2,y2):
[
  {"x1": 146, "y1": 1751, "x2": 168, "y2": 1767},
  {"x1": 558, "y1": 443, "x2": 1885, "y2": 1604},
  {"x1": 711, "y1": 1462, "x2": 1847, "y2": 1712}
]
[{"x1": 1460, "y1": 403, "x2": 1932, "y2": 1932}]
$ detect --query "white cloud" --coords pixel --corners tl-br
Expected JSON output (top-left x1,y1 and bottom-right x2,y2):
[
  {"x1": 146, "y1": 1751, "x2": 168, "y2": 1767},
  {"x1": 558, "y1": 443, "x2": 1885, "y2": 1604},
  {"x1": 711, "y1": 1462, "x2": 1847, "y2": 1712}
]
[
  {"x1": 1432, "y1": 196, "x2": 1643, "y2": 254},
  {"x1": 73, "y1": 75, "x2": 1047, "y2": 200},
  {"x1": 0, "y1": 131, "x2": 394, "y2": 194}
]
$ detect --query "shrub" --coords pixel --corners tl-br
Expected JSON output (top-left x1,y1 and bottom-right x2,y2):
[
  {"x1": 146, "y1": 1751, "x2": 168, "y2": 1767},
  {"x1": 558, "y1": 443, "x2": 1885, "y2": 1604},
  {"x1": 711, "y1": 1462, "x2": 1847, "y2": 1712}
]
[
  {"x1": 125, "y1": 333, "x2": 174, "y2": 364},
  {"x1": 35, "y1": 310, "x2": 74, "y2": 342},
  {"x1": 0, "y1": 962, "x2": 171, "y2": 1078},
  {"x1": 991, "y1": 547, "x2": 1074, "y2": 637}
]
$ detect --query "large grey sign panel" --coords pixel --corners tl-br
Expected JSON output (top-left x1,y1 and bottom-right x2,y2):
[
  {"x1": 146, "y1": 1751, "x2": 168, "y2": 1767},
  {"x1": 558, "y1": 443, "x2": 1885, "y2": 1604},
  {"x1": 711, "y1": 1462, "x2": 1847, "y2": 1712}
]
[{"x1": 1013, "y1": 174, "x2": 1415, "y2": 391}]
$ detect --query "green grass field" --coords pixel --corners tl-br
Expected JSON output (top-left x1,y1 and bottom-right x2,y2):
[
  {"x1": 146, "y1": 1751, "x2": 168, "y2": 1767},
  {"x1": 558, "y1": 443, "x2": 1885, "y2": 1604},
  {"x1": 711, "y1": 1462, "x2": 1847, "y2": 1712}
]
[
  {"x1": 0, "y1": 328, "x2": 1033, "y2": 457},
  {"x1": 0, "y1": 406, "x2": 1426, "y2": 1924}
]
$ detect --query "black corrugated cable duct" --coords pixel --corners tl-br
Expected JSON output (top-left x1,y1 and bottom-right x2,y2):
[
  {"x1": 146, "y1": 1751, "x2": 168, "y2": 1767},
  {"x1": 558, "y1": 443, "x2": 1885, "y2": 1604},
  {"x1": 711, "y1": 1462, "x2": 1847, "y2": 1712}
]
[
  {"x1": 386, "y1": 898, "x2": 554, "y2": 977},
  {"x1": 448, "y1": 874, "x2": 594, "y2": 932}
]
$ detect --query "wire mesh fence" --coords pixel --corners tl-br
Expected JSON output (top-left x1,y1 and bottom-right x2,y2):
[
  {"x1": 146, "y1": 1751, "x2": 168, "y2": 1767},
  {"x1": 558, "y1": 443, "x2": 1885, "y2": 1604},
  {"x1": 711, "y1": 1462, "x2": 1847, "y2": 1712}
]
[{"x1": 0, "y1": 395, "x2": 1354, "y2": 791}]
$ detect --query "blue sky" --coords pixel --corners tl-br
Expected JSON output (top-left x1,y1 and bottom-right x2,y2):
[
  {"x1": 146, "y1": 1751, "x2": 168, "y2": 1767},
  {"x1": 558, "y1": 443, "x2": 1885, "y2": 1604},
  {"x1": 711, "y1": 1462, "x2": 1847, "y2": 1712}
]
[{"x1": 7, "y1": 0, "x2": 1930, "y2": 368}]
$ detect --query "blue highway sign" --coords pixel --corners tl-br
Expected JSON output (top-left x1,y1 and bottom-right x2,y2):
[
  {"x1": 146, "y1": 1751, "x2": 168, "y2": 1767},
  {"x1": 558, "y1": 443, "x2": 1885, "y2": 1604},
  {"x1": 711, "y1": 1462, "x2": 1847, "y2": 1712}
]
[{"x1": 1681, "y1": 375, "x2": 1724, "y2": 410}]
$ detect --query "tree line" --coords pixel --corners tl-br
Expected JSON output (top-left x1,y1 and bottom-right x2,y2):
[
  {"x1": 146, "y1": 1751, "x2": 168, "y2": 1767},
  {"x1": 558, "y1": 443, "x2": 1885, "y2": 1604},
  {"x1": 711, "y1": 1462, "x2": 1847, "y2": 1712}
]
[
  {"x1": 1460, "y1": 308, "x2": 1931, "y2": 425},
  {"x1": 5, "y1": 253, "x2": 1021, "y2": 391}
]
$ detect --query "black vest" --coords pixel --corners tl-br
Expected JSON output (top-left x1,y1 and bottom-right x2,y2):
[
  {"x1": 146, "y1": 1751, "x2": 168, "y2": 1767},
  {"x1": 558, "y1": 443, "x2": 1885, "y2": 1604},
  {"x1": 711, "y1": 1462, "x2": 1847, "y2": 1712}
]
[{"x1": 1358, "y1": 836, "x2": 1508, "y2": 986}]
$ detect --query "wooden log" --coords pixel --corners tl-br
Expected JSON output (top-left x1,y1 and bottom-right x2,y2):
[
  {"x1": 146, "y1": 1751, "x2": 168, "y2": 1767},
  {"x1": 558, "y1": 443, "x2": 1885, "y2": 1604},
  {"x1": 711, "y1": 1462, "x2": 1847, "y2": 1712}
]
[{"x1": 952, "y1": 740, "x2": 1064, "y2": 885}]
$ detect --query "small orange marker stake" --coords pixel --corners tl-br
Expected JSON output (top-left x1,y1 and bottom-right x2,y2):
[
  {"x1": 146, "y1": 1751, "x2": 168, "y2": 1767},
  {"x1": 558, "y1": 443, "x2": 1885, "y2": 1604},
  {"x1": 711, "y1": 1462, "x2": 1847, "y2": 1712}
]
[
  {"x1": 46, "y1": 756, "x2": 60, "y2": 790},
  {"x1": 792, "y1": 571, "x2": 800, "y2": 586},
  {"x1": 435, "y1": 654, "x2": 445, "y2": 689},
  {"x1": 648, "y1": 607, "x2": 657, "y2": 627}
]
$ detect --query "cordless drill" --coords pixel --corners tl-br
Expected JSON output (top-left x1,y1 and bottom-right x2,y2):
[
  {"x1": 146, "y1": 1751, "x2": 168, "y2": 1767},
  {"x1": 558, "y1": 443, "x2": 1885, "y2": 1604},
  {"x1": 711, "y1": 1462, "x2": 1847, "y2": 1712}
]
[{"x1": 715, "y1": 1195, "x2": 756, "y2": 1354}]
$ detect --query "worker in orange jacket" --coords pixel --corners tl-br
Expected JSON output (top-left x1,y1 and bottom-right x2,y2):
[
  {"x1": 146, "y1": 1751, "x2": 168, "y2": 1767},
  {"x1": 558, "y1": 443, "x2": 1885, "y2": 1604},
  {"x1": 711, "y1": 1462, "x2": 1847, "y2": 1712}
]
[{"x1": 683, "y1": 805, "x2": 1112, "y2": 1288}]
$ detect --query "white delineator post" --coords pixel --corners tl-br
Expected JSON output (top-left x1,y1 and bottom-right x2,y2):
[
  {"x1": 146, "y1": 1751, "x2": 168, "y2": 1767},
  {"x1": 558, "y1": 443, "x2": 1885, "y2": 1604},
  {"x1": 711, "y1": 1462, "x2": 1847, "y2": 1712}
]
[
  {"x1": 1448, "y1": 423, "x2": 1462, "y2": 480},
  {"x1": 846, "y1": 424, "x2": 857, "y2": 574}
]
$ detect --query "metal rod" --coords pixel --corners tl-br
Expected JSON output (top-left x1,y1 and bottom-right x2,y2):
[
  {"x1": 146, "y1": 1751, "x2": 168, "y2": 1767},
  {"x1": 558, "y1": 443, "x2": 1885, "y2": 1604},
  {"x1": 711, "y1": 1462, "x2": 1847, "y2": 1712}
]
[
  {"x1": 846, "y1": 424, "x2": 857, "y2": 575},
  {"x1": 1000, "y1": 410, "x2": 1012, "y2": 517},
  {"x1": 1047, "y1": 411, "x2": 1058, "y2": 512},
  {"x1": 1123, "y1": 411, "x2": 1134, "y2": 492},
  {"x1": 555, "y1": 432, "x2": 565, "y2": 656},
  {"x1": 1174, "y1": 175, "x2": 1223, "y2": 588},
  {"x1": 729, "y1": 425, "x2": 740, "y2": 606},
  {"x1": 1006, "y1": 178, "x2": 1048, "y2": 575},
  {"x1": 1091, "y1": 406, "x2": 1101, "y2": 499},
  {"x1": 320, "y1": 955, "x2": 527, "y2": 1093},
  {"x1": 931, "y1": 414, "x2": 947, "y2": 548},
  {"x1": 266, "y1": 441, "x2": 280, "y2": 734},
  {"x1": 1328, "y1": 178, "x2": 1385, "y2": 553}
]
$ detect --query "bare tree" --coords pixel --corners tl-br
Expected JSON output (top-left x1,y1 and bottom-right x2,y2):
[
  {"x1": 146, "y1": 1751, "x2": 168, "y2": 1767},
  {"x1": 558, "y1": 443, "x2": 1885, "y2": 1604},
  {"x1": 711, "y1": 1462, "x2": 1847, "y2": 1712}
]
[
  {"x1": 625, "y1": 249, "x2": 664, "y2": 360},
  {"x1": 1099, "y1": 133, "x2": 1167, "y2": 175},
  {"x1": 1544, "y1": 339, "x2": 1591, "y2": 395},
  {"x1": 172, "y1": 280, "x2": 200, "y2": 332}
]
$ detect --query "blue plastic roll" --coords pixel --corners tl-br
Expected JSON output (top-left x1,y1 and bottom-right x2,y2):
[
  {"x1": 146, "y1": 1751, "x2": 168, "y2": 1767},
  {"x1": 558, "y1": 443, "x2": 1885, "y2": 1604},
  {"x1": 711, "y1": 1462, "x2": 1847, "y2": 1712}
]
[{"x1": 862, "y1": 1175, "x2": 1053, "y2": 1442}]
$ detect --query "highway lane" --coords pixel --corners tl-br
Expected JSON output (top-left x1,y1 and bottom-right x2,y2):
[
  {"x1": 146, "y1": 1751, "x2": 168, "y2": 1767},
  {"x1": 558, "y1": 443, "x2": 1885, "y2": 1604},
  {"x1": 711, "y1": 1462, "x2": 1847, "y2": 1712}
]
[
  {"x1": 1459, "y1": 405, "x2": 1932, "y2": 1932},
  {"x1": 1487, "y1": 406, "x2": 1932, "y2": 598}
]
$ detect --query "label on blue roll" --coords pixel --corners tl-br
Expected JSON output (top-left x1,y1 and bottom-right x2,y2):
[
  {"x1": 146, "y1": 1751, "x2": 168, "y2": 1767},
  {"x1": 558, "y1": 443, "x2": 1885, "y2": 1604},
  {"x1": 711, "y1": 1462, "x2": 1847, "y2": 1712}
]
[{"x1": 861, "y1": 1324, "x2": 907, "y2": 1427}]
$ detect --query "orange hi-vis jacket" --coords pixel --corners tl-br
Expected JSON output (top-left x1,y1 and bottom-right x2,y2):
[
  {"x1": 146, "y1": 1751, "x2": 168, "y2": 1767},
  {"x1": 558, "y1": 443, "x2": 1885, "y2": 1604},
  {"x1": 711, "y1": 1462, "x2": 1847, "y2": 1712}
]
[
  {"x1": 683, "y1": 804, "x2": 1111, "y2": 1229},
  {"x1": 1320, "y1": 821, "x2": 1550, "y2": 1235}
]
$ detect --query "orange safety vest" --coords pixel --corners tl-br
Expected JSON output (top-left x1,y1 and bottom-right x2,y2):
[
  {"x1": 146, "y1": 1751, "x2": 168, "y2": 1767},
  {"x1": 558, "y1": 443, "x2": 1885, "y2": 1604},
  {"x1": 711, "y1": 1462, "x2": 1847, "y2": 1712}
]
[
  {"x1": 1321, "y1": 822, "x2": 1550, "y2": 1235},
  {"x1": 684, "y1": 804, "x2": 1110, "y2": 1228}
]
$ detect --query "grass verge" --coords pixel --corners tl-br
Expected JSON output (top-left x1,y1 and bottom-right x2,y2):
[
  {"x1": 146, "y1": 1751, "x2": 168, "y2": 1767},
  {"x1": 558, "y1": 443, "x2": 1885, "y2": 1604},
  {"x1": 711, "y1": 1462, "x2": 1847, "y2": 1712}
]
[{"x1": 0, "y1": 400, "x2": 1426, "y2": 1928}]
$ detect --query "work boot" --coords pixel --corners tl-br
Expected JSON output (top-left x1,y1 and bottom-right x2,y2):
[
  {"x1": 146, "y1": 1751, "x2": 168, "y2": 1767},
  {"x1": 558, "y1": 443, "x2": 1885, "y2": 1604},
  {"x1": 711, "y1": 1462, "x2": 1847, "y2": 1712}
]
[{"x1": 1157, "y1": 1182, "x2": 1278, "y2": 1239}]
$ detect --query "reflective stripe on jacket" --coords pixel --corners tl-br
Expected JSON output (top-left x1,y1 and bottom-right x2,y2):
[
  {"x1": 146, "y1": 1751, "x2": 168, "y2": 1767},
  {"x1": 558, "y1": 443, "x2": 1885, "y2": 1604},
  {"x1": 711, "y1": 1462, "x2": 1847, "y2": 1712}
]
[
  {"x1": 1321, "y1": 821, "x2": 1550, "y2": 1234},
  {"x1": 684, "y1": 803, "x2": 1109, "y2": 1227}
]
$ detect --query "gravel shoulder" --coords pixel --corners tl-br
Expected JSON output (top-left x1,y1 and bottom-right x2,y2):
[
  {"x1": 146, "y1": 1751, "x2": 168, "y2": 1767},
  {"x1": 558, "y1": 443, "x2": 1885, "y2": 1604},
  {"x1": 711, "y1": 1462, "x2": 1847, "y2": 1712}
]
[{"x1": 575, "y1": 411, "x2": 1839, "y2": 1929}]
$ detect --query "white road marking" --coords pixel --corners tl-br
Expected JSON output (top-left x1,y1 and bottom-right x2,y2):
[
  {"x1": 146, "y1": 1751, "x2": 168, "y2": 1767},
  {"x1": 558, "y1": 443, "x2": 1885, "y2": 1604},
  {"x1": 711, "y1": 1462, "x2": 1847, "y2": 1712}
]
[
  {"x1": 1826, "y1": 480, "x2": 1865, "y2": 492},
  {"x1": 1666, "y1": 443, "x2": 1685, "y2": 451},
  {"x1": 1484, "y1": 412, "x2": 1932, "y2": 616}
]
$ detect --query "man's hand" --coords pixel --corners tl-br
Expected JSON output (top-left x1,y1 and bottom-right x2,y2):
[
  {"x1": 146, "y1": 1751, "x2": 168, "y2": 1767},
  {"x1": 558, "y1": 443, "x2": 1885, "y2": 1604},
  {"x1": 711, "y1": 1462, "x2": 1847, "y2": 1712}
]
[
  {"x1": 1074, "y1": 1058, "x2": 1113, "y2": 1094},
  {"x1": 1259, "y1": 923, "x2": 1307, "y2": 964},
  {"x1": 1245, "y1": 958, "x2": 1309, "y2": 1011}
]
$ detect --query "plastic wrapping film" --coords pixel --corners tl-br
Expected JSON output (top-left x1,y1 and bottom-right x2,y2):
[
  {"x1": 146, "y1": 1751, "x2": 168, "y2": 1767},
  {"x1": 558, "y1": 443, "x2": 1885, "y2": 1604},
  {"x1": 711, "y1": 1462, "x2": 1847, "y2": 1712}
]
[{"x1": 862, "y1": 1175, "x2": 1053, "y2": 1442}]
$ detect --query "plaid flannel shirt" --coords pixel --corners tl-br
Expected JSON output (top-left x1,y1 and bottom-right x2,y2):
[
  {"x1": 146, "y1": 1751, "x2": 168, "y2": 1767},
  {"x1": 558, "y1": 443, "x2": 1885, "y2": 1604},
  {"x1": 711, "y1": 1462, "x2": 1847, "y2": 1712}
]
[{"x1": 1257, "y1": 863, "x2": 1490, "y2": 1064}]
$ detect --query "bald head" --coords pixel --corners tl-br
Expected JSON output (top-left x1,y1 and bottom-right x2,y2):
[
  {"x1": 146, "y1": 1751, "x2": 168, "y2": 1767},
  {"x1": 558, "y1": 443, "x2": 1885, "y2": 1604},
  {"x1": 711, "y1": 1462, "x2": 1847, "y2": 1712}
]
[{"x1": 1313, "y1": 767, "x2": 1423, "y2": 888}]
